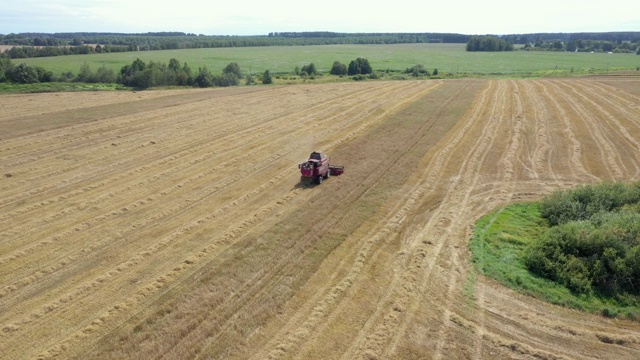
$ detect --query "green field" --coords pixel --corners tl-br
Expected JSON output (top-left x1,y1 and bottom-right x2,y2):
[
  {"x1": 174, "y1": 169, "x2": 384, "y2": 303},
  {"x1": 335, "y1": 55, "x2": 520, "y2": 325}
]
[{"x1": 16, "y1": 43, "x2": 640, "y2": 77}]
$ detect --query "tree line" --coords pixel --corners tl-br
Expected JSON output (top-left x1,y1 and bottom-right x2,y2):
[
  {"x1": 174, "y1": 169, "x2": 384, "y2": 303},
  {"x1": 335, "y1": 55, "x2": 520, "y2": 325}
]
[
  {"x1": 0, "y1": 56, "x2": 377, "y2": 88},
  {"x1": 4, "y1": 31, "x2": 636, "y2": 47},
  {"x1": 522, "y1": 38, "x2": 640, "y2": 53},
  {"x1": 0, "y1": 32, "x2": 470, "y2": 60},
  {"x1": 0, "y1": 57, "x2": 259, "y2": 88},
  {"x1": 2, "y1": 31, "x2": 470, "y2": 46},
  {"x1": 500, "y1": 31, "x2": 640, "y2": 45},
  {"x1": 3, "y1": 31, "x2": 638, "y2": 59},
  {"x1": 2, "y1": 44, "x2": 133, "y2": 59},
  {"x1": 0, "y1": 36, "x2": 427, "y2": 60},
  {"x1": 465, "y1": 36, "x2": 514, "y2": 52},
  {"x1": 466, "y1": 35, "x2": 639, "y2": 54}
]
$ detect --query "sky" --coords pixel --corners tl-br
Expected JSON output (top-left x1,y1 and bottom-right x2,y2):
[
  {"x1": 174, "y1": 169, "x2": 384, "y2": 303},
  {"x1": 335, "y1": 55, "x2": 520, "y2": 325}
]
[{"x1": 1, "y1": 0, "x2": 639, "y2": 36}]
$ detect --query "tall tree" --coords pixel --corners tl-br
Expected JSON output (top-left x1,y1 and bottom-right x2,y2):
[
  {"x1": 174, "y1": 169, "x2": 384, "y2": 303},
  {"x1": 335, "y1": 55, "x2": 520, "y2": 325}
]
[
  {"x1": 194, "y1": 66, "x2": 214, "y2": 87},
  {"x1": 168, "y1": 58, "x2": 181, "y2": 71},
  {"x1": 223, "y1": 62, "x2": 242, "y2": 79},
  {"x1": 76, "y1": 62, "x2": 95, "y2": 82},
  {"x1": 262, "y1": 70, "x2": 272, "y2": 84}
]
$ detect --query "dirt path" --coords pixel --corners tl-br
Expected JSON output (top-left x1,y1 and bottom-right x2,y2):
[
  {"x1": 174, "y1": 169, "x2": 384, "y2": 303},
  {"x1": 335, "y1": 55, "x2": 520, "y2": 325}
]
[{"x1": 1, "y1": 78, "x2": 639, "y2": 359}]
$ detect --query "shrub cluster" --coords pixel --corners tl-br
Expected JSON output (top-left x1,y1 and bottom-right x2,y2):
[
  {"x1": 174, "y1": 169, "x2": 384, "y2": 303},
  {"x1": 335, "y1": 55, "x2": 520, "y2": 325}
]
[
  {"x1": 540, "y1": 182, "x2": 640, "y2": 226},
  {"x1": 403, "y1": 64, "x2": 437, "y2": 77},
  {"x1": 330, "y1": 61, "x2": 347, "y2": 75},
  {"x1": 3, "y1": 62, "x2": 53, "y2": 83},
  {"x1": 525, "y1": 182, "x2": 640, "y2": 295},
  {"x1": 347, "y1": 58, "x2": 372, "y2": 76},
  {"x1": 405, "y1": 64, "x2": 429, "y2": 77},
  {"x1": 300, "y1": 63, "x2": 317, "y2": 76}
]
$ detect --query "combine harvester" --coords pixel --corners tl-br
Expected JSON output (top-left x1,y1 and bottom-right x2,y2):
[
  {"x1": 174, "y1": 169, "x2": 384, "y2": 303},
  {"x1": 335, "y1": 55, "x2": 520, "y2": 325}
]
[{"x1": 298, "y1": 151, "x2": 344, "y2": 185}]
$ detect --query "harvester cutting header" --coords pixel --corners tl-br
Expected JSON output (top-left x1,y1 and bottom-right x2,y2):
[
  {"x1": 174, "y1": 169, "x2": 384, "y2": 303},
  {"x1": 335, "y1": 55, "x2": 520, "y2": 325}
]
[{"x1": 298, "y1": 151, "x2": 344, "y2": 184}]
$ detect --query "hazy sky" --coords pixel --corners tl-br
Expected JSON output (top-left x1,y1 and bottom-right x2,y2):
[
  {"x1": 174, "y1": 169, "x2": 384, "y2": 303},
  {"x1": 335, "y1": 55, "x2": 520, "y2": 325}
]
[{"x1": 1, "y1": 0, "x2": 639, "y2": 35}]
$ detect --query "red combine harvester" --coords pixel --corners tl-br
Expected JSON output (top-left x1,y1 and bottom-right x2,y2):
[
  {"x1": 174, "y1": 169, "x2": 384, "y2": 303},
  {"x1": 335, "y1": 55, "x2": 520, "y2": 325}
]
[{"x1": 298, "y1": 151, "x2": 344, "y2": 184}]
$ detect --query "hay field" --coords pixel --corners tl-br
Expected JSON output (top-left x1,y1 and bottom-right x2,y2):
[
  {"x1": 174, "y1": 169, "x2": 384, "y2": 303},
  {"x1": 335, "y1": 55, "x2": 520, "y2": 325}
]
[{"x1": 1, "y1": 78, "x2": 640, "y2": 359}]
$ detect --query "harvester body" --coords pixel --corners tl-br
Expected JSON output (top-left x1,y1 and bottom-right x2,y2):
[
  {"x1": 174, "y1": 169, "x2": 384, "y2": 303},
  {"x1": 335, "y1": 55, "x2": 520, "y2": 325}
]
[{"x1": 298, "y1": 151, "x2": 344, "y2": 184}]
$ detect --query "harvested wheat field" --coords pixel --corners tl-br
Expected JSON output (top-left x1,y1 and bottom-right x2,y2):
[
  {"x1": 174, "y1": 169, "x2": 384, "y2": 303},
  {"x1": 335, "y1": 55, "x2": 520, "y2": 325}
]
[{"x1": 2, "y1": 78, "x2": 640, "y2": 359}]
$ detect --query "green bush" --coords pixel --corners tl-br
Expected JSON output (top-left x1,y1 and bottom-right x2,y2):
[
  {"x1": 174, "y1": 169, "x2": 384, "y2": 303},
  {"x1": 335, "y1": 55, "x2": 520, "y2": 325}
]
[
  {"x1": 261, "y1": 70, "x2": 272, "y2": 84},
  {"x1": 405, "y1": 64, "x2": 429, "y2": 76},
  {"x1": 347, "y1": 58, "x2": 372, "y2": 76},
  {"x1": 540, "y1": 181, "x2": 640, "y2": 226},
  {"x1": 330, "y1": 61, "x2": 347, "y2": 75},
  {"x1": 5, "y1": 62, "x2": 51, "y2": 83},
  {"x1": 602, "y1": 307, "x2": 619, "y2": 318},
  {"x1": 0, "y1": 57, "x2": 11, "y2": 82},
  {"x1": 526, "y1": 182, "x2": 640, "y2": 296},
  {"x1": 213, "y1": 72, "x2": 239, "y2": 87},
  {"x1": 223, "y1": 62, "x2": 242, "y2": 79},
  {"x1": 193, "y1": 66, "x2": 214, "y2": 88},
  {"x1": 301, "y1": 63, "x2": 316, "y2": 76}
]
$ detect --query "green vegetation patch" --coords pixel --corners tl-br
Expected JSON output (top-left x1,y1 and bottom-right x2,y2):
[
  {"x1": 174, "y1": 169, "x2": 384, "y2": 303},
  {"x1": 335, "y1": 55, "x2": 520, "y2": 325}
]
[
  {"x1": 0, "y1": 82, "x2": 126, "y2": 93},
  {"x1": 17, "y1": 44, "x2": 640, "y2": 79},
  {"x1": 471, "y1": 182, "x2": 640, "y2": 320},
  {"x1": 3, "y1": 43, "x2": 638, "y2": 94}
]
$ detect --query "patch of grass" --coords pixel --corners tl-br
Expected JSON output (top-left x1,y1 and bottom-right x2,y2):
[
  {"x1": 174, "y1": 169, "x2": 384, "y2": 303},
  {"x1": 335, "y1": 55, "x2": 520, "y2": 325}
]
[
  {"x1": 0, "y1": 82, "x2": 128, "y2": 94},
  {"x1": 470, "y1": 202, "x2": 640, "y2": 320},
  {"x1": 471, "y1": 203, "x2": 543, "y2": 286}
]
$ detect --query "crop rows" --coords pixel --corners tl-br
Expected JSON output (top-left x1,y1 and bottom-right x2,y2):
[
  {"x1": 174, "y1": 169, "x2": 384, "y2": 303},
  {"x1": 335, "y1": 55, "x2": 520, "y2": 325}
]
[{"x1": 1, "y1": 77, "x2": 640, "y2": 359}]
